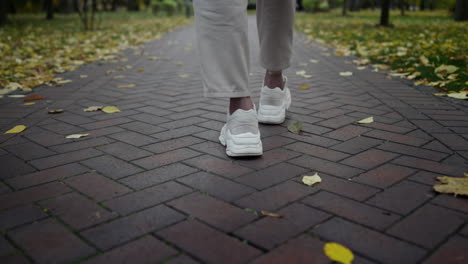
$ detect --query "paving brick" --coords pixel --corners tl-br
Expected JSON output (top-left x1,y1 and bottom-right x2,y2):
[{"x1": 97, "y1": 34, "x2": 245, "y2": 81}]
[
  {"x1": 81, "y1": 126, "x2": 125, "y2": 137},
  {"x1": 0, "y1": 182, "x2": 11, "y2": 195},
  {"x1": 128, "y1": 113, "x2": 171, "y2": 125},
  {"x1": 235, "y1": 163, "x2": 307, "y2": 190},
  {"x1": 97, "y1": 142, "x2": 151, "y2": 161},
  {"x1": 108, "y1": 131, "x2": 159, "y2": 147},
  {"x1": 183, "y1": 154, "x2": 253, "y2": 178},
  {"x1": 331, "y1": 136, "x2": 383, "y2": 154},
  {"x1": 310, "y1": 173, "x2": 380, "y2": 201},
  {"x1": 423, "y1": 236, "x2": 468, "y2": 264},
  {"x1": 165, "y1": 255, "x2": 200, "y2": 264},
  {"x1": 367, "y1": 181, "x2": 434, "y2": 214},
  {"x1": 177, "y1": 171, "x2": 255, "y2": 202},
  {"x1": 235, "y1": 148, "x2": 300, "y2": 170},
  {"x1": 168, "y1": 192, "x2": 256, "y2": 232},
  {"x1": 152, "y1": 126, "x2": 206, "y2": 140},
  {"x1": 260, "y1": 135, "x2": 295, "y2": 151},
  {"x1": 82, "y1": 204, "x2": 184, "y2": 250},
  {"x1": 323, "y1": 124, "x2": 371, "y2": 141},
  {"x1": 316, "y1": 115, "x2": 356, "y2": 129},
  {"x1": 103, "y1": 181, "x2": 192, "y2": 215},
  {"x1": 0, "y1": 254, "x2": 30, "y2": 264},
  {"x1": 158, "y1": 220, "x2": 261, "y2": 264},
  {"x1": 0, "y1": 155, "x2": 37, "y2": 179},
  {"x1": 340, "y1": 149, "x2": 399, "y2": 170},
  {"x1": 39, "y1": 192, "x2": 116, "y2": 230},
  {"x1": 364, "y1": 129, "x2": 428, "y2": 146},
  {"x1": 314, "y1": 217, "x2": 426, "y2": 264},
  {"x1": 55, "y1": 112, "x2": 95, "y2": 125},
  {"x1": 81, "y1": 155, "x2": 143, "y2": 179},
  {"x1": 392, "y1": 156, "x2": 466, "y2": 176},
  {"x1": 0, "y1": 204, "x2": 47, "y2": 231},
  {"x1": 29, "y1": 148, "x2": 102, "y2": 170},
  {"x1": 133, "y1": 148, "x2": 201, "y2": 170},
  {"x1": 82, "y1": 235, "x2": 177, "y2": 264},
  {"x1": 4, "y1": 142, "x2": 56, "y2": 161},
  {"x1": 0, "y1": 182, "x2": 71, "y2": 211},
  {"x1": 303, "y1": 191, "x2": 399, "y2": 230},
  {"x1": 5, "y1": 163, "x2": 88, "y2": 189},
  {"x1": 0, "y1": 236, "x2": 15, "y2": 257},
  {"x1": 377, "y1": 141, "x2": 448, "y2": 161},
  {"x1": 80, "y1": 117, "x2": 133, "y2": 130},
  {"x1": 432, "y1": 133, "x2": 468, "y2": 151},
  {"x1": 143, "y1": 136, "x2": 205, "y2": 154},
  {"x1": 235, "y1": 181, "x2": 315, "y2": 211},
  {"x1": 160, "y1": 117, "x2": 208, "y2": 129},
  {"x1": 188, "y1": 140, "x2": 227, "y2": 158},
  {"x1": 431, "y1": 195, "x2": 468, "y2": 214},
  {"x1": 289, "y1": 155, "x2": 364, "y2": 178},
  {"x1": 49, "y1": 137, "x2": 115, "y2": 153},
  {"x1": 353, "y1": 163, "x2": 416, "y2": 188},
  {"x1": 249, "y1": 234, "x2": 330, "y2": 264},
  {"x1": 9, "y1": 218, "x2": 95, "y2": 264},
  {"x1": 281, "y1": 131, "x2": 340, "y2": 147},
  {"x1": 118, "y1": 121, "x2": 167, "y2": 135},
  {"x1": 284, "y1": 141, "x2": 349, "y2": 161},
  {"x1": 235, "y1": 203, "x2": 330, "y2": 249},
  {"x1": 121, "y1": 163, "x2": 198, "y2": 189},
  {"x1": 65, "y1": 172, "x2": 131, "y2": 201},
  {"x1": 387, "y1": 204, "x2": 466, "y2": 249}
]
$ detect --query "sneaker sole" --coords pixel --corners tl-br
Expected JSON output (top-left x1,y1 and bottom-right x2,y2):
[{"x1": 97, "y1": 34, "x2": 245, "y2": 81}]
[
  {"x1": 219, "y1": 126, "x2": 262, "y2": 157},
  {"x1": 257, "y1": 89, "x2": 291, "y2": 125}
]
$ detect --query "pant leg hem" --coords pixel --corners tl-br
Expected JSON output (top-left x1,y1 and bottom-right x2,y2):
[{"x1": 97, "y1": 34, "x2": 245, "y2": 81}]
[{"x1": 204, "y1": 90, "x2": 252, "y2": 98}]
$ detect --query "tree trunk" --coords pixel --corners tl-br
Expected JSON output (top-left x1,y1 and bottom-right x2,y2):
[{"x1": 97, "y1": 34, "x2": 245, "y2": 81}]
[
  {"x1": 127, "y1": 0, "x2": 139, "y2": 11},
  {"x1": 380, "y1": 0, "x2": 390, "y2": 26},
  {"x1": 399, "y1": 0, "x2": 405, "y2": 15},
  {"x1": 45, "y1": 0, "x2": 54, "y2": 20},
  {"x1": 455, "y1": 0, "x2": 468, "y2": 21},
  {"x1": 0, "y1": 0, "x2": 9, "y2": 25},
  {"x1": 342, "y1": 0, "x2": 348, "y2": 16},
  {"x1": 350, "y1": 0, "x2": 360, "y2": 11}
]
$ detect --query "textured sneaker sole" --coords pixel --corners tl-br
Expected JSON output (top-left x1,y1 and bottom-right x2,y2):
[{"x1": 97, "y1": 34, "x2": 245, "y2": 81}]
[
  {"x1": 219, "y1": 126, "x2": 262, "y2": 157},
  {"x1": 258, "y1": 88, "x2": 291, "y2": 125}
]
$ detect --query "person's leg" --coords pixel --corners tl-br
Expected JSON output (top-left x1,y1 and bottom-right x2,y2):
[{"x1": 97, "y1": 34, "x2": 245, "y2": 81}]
[
  {"x1": 256, "y1": 0, "x2": 295, "y2": 124},
  {"x1": 193, "y1": 0, "x2": 253, "y2": 114},
  {"x1": 193, "y1": 0, "x2": 262, "y2": 156},
  {"x1": 256, "y1": 0, "x2": 295, "y2": 89}
]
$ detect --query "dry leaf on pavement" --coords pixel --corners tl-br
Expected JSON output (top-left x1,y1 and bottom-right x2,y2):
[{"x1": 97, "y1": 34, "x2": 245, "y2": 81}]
[
  {"x1": 260, "y1": 210, "x2": 284, "y2": 218},
  {"x1": 4, "y1": 125, "x2": 27, "y2": 134},
  {"x1": 298, "y1": 84, "x2": 311, "y2": 90},
  {"x1": 117, "y1": 84, "x2": 136, "y2": 88},
  {"x1": 66, "y1": 133, "x2": 89, "y2": 139},
  {"x1": 288, "y1": 121, "x2": 303, "y2": 135},
  {"x1": 433, "y1": 175, "x2": 468, "y2": 196},
  {"x1": 339, "y1": 71, "x2": 353, "y2": 76},
  {"x1": 302, "y1": 173, "x2": 322, "y2": 186},
  {"x1": 324, "y1": 242, "x2": 354, "y2": 264},
  {"x1": 102, "y1": 106, "x2": 121, "y2": 114},
  {"x1": 23, "y1": 94, "x2": 45, "y2": 102},
  {"x1": 48, "y1": 109, "x2": 64, "y2": 114},
  {"x1": 83, "y1": 106, "x2": 103, "y2": 112},
  {"x1": 357, "y1": 116, "x2": 374, "y2": 124}
]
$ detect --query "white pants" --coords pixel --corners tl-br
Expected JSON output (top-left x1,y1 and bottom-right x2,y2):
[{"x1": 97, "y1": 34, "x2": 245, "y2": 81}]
[{"x1": 193, "y1": 0, "x2": 295, "y2": 98}]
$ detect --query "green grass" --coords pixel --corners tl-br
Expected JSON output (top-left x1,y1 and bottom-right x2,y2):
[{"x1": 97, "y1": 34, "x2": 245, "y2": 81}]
[
  {"x1": 0, "y1": 11, "x2": 191, "y2": 92},
  {"x1": 295, "y1": 9, "x2": 468, "y2": 92}
]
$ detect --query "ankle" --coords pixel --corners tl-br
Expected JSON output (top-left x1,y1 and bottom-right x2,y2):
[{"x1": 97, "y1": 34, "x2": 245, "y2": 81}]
[
  {"x1": 264, "y1": 70, "x2": 284, "y2": 89},
  {"x1": 229, "y1": 97, "x2": 254, "y2": 115}
]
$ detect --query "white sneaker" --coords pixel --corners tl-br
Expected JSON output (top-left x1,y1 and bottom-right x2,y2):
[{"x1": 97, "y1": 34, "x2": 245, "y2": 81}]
[
  {"x1": 219, "y1": 107, "x2": 263, "y2": 157},
  {"x1": 257, "y1": 76, "x2": 291, "y2": 124}
]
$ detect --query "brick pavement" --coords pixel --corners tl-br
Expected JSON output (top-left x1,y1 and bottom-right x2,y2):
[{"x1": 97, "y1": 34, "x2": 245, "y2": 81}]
[{"x1": 1, "y1": 16, "x2": 468, "y2": 264}]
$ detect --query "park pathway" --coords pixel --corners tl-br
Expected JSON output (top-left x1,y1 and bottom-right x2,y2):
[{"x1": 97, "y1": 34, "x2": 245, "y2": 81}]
[{"x1": 1, "y1": 16, "x2": 467, "y2": 264}]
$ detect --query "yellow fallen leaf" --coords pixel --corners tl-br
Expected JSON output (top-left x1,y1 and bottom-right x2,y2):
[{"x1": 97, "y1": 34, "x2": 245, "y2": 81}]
[
  {"x1": 80, "y1": 75, "x2": 88, "y2": 78},
  {"x1": 433, "y1": 93, "x2": 446, "y2": 97},
  {"x1": 83, "y1": 106, "x2": 103, "y2": 112},
  {"x1": 66, "y1": 133, "x2": 89, "y2": 139},
  {"x1": 356, "y1": 66, "x2": 366, "y2": 70},
  {"x1": 302, "y1": 173, "x2": 322, "y2": 186},
  {"x1": 435, "y1": 65, "x2": 458, "y2": 75},
  {"x1": 324, "y1": 242, "x2": 354, "y2": 264},
  {"x1": 117, "y1": 84, "x2": 136, "y2": 88},
  {"x1": 102, "y1": 106, "x2": 121, "y2": 114},
  {"x1": 419, "y1": 55, "x2": 430, "y2": 66},
  {"x1": 309, "y1": 59, "x2": 319, "y2": 63},
  {"x1": 357, "y1": 116, "x2": 374, "y2": 124},
  {"x1": 48, "y1": 109, "x2": 64, "y2": 114},
  {"x1": 8, "y1": 94, "x2": 26, "y2": 98},
  {"x1": 23, "y1": 102, "x2": 36, "y2": 106},
  {"x1": 433, "y1": 175, "x2": 468, "y2": 196},
  {"x1": 298, "y1": 84, "x2": 311, "y2": 90},
  {"x1": 339, "y1": 71, "x2": 353, "y2": 76},
  {"x1": 447, "y1": 93, "x2": 468, "y2": 100},
  {"x1": 136, "y1": 68, "x2": 145, "y2": 72},
  {"x1": 4, "y1": 125, "x2": 27, "y2": 134},
  {"x1": 179, "y1": 74, "x2": 189, "y2": 78},
  {"x1": 113, "y1": 75, "x2": 126, "y2": 79},
  {"x1": 260, "y1": 210, "x2": 283, "y2": 218},
  {"x1": 287, "y1": 121, "x2": 303, "y2": 134}
]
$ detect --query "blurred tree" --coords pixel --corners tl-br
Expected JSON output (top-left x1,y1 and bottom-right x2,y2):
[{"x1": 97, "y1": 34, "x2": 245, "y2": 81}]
[
  {"x1": 399, "y1": 0, "x2": 405, "y2": 15},
  {"x1": 350, "y1": 0, "x2": 360, "y2": 11},
  {"x1": 454, "y1": 0, "x2": 467, "y2": 20},
  {"x1": 45, "y1": 0, "x2": 54, "y2": 19},
  {"x1": 0, "y1": 0, "x2": 8, "y2": 25},
  {"x1": 127, "y1": 0, "x2": 139, "y2": 11},
  {"x1": 380, "y1": 0, "x2": 390, "y2": 26},
  {"x1": 342, "y1": 0, "x2": 347, "y2": 15}
]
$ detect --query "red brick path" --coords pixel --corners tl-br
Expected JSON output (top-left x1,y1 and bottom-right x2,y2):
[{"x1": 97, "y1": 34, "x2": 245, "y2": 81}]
[{"x1": 0, "y1": 17, "x2": 467, "y2": 263}]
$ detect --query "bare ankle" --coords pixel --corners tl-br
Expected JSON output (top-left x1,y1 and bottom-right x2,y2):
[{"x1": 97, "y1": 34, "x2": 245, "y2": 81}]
[
  {"x1": 229, "y1": 97, "x2": 254, "y2": 115},
  {"x1": 264, "y1": 70, "x2": 284, "y2": 89}
]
